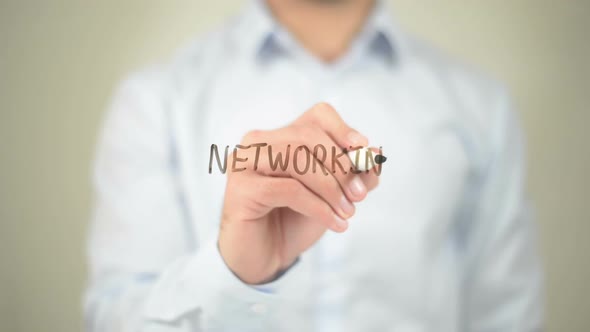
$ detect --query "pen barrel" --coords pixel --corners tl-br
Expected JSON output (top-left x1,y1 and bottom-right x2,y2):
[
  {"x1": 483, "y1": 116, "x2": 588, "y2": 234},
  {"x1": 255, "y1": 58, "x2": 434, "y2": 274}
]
[{"x1": 348, "y1": 147, "x2": 385, "y2": 171}]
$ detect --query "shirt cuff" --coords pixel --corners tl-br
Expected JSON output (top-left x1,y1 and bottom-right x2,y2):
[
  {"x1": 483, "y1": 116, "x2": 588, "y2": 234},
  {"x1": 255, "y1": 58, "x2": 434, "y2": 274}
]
[
  {"x1": 143, "y1": 236, "x2": 298, "y2": 327},
  {"x1": 250, "y1": 257, "x2": 300, "y2": 294}
]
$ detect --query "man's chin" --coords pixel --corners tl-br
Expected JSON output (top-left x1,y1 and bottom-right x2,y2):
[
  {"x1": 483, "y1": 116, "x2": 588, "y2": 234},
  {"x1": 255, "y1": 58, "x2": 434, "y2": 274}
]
[{"x1": 303, "y1": 0, "x2": 354, "y2": 5}]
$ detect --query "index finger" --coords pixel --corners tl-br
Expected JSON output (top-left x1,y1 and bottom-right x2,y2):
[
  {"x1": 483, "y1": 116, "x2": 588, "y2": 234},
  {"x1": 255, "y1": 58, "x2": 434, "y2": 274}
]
[{"x1": 295, "y1": 102, "x2": 369, "y2": 149}]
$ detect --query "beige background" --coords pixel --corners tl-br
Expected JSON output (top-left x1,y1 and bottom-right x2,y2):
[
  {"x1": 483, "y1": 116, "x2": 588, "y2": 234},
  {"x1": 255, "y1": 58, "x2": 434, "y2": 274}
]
[{"x1": 1, "y1": 0, "x2": 588, "y2": 331}]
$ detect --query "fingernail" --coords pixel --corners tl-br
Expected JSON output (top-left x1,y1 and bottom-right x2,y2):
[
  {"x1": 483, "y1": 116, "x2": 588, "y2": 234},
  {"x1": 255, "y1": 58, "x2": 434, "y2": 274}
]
[
  {"x1": 347, "y1": 131, "x2": 367, "y2": 147},
  {"x1": 334, "y1": 214, "x2": 349, "y2": 231},
  {"x1": 339, "y1": 196, "x2": 355, "y2": 217},
  {"x1": 349, "y1": 176, "x2": 367, "y2": 198}
]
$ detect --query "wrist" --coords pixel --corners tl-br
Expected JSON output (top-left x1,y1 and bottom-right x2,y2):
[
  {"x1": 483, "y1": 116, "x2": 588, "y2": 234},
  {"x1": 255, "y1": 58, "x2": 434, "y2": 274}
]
[{"x1": 217, "y1": 237, "x2": 281, "y2": 285}]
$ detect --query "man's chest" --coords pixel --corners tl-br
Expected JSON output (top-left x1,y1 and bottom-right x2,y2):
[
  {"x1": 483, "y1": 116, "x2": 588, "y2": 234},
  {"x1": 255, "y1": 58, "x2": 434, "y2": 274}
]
[
  {"x1": 199, "y1": 67, "x2": 471, "y2": 242},
  {"x1": 181, "y1": 69, "x2": 469, "y2": 325}
]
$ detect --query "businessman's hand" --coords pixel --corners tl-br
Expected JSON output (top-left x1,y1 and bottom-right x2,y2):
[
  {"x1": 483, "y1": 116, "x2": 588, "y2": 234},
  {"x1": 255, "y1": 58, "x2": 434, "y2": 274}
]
[{"x1": 218, "y1": 103, "x2": 379, "y2": 284}]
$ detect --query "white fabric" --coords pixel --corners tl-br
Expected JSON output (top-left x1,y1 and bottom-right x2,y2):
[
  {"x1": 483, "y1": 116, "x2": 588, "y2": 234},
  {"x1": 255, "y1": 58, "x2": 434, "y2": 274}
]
[{"x1": 85, "y1": 1, "x2": 543, "y2": 331}]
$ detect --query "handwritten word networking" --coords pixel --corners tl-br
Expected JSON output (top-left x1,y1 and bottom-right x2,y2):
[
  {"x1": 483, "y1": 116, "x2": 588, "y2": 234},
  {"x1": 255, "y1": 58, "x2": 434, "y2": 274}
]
[{"x1": 209, "y1": 143, "x2": 385, "y2": 175}]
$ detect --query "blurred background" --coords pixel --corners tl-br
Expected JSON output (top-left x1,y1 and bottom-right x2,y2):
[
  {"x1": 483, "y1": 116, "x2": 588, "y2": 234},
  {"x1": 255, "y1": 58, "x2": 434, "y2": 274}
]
[{"x1": 1, "y1": 0, "x2": 588, "y2": 331}]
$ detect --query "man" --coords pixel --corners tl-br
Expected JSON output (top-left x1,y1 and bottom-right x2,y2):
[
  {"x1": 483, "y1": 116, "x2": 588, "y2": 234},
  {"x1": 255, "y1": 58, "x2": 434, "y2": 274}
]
[{"x1": 85, "y1": 0, "x2": 543, "y2": 331}]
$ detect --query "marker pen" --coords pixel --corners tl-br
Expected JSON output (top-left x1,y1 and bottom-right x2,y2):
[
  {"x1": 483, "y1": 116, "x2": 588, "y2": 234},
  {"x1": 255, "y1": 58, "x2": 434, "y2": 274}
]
[{"x1": 348, "y1": 147, "x2": 387, "y2": 171}]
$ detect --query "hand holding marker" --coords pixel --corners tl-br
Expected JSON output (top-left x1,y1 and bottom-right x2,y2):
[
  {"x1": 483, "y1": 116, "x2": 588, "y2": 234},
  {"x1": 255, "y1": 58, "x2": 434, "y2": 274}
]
[{"x1": 219, "y1": 103, "x2": 382, "y2": 285}]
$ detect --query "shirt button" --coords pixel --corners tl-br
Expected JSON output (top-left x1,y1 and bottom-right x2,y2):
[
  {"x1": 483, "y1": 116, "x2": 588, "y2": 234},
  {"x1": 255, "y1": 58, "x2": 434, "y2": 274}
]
[{"x1": 250, "y1": 303, "x2": 268, "y2": 315}]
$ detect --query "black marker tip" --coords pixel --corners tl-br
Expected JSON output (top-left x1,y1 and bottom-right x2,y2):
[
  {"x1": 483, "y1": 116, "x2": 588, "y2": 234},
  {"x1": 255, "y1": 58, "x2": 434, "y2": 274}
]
[{"x1": 375, "y1": 154, "x2": 387, "y2": 164}]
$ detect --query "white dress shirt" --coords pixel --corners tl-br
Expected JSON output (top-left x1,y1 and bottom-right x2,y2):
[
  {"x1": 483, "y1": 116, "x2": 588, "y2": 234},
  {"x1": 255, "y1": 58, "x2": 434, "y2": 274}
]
[{"x1": 85, "y1": 1, "x2": 543, "y2": 331}]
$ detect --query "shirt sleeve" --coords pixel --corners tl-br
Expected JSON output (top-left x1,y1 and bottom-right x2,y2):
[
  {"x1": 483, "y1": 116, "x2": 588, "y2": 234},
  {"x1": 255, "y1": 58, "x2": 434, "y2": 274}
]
[
  {"x1": 463, "y1": 87, "x2": 544, "y2": 331},
  {"x1": 84, "y1": 70, "x2": 293, "y2": 332}
]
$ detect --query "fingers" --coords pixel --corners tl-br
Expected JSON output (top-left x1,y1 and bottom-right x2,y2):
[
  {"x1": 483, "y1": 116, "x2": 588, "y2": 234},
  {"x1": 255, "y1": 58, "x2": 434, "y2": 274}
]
[
  {"x1": 250, "y1": 124, "x2": 370, "y2": 202},
  {"x1": 359, "y1": 171, "x2": 379, "y2": 192},
  {"x1": 295, "y1": 127, "x2": 368, "y2": 202},
  {"x1": 296, "y1": 103, "x2": 374, "y2": 200},
  {"x1": 356, "y1": 146, "x2": 381, "y2": 191},
  {"x1": 241, "y1": 126, "x2": 359, "y2": 219},
  {"x1": 246, "y1": 175, "x2": 349, "y2": 232},
  {"x1": 230, "y1": 103, "x2": 380, "y2": 233},
  {"x1": 296, "y1": 102, "x2": 368, "y2": 149}
]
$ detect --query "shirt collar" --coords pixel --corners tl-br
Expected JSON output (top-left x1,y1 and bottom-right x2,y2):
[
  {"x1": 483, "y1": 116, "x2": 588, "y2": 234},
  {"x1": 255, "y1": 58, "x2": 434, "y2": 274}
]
[
  {"x1": 364, "y1": 1, "x2": 399, "y2": 64},
  {"x1": 237, "y1": 0, "x2": 404, "y2": 66}
]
